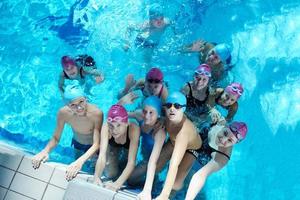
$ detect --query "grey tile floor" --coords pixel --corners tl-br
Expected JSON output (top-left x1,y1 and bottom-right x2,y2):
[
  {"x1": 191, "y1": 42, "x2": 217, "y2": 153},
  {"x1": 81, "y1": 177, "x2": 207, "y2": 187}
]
[{"x1": 0, "y1": 142, "x2": 137, "y2": 200}]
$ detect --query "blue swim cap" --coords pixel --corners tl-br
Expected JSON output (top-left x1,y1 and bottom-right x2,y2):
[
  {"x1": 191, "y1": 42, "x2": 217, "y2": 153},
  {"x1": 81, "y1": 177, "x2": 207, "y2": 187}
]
[
  {"x1": 143, "y1": 96, "x2": 162, "y2": 116},
  {"x1": 166, "y1": 92, "x2": 187, "y2": 112},
  {"x1": 149, "y1": 3, "x2": 163, "y2": 20},
  {"x1": 213, "y1": 43, "x2": 231, "y2": 64},
  {"x1": 63, "y1": 83, "x2": 85, "y2": 104}
]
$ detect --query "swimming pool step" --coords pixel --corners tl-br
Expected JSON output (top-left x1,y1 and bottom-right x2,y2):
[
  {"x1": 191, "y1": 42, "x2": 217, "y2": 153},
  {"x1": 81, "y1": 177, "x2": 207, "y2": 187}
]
[{"x1": 0, "y1": 142, "x2": 138, "y2": 200}]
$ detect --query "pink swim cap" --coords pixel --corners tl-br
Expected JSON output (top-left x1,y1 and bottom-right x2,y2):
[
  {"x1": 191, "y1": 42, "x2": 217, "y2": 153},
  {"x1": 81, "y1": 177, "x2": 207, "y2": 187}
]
[
  {"x1": 225, "y1": 82, "x2": 244, "y2": 98},
  {"x1": 229, "y1": 121, "x2": 248, "y2": 142},
  {"x1": 61, "y1": 56, "x2": 76, "y2": 69},
  {"x1": 107, "y1": 104, "x2": 128, "y2": 123},
  {"x1": 195, "y1": 64, "x2": 211, "y2": 77},
  {"x1": 146, "y1": 67, "x2": 163, "y2": 81}
]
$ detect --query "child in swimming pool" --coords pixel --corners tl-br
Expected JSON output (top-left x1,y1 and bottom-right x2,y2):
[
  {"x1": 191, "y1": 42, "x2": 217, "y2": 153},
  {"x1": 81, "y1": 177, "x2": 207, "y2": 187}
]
[
  {"x1": 185, "y1": 122, "x2": 248, "y2": 200},
  {"x1": 181, "y1": 40, "x2": 232, "y2": 85},
  {"x1": 32, "y1": 83, "x2": 103, "y2": 181},
  {"x1": 154, "y1": 92, "x2": 202, "y2": 200},
  {"x1": 125, "y1": 96, "x2": 166, "y2": 200},
  {"x1": 207, "y1": 82, "x2": 244, "y2": 122},
  {"x1": 93, "y1": 105, "x2": 140, "y2": 191},
  {"x1": 58, "y1": 55, "x2": 104, "y2": 95},
  {"x1": 118, "y1": 67, "x2": 168, "y2": 106},
  {"x1": 124, "y1": 3, "x2": 171, "y2": 67}
]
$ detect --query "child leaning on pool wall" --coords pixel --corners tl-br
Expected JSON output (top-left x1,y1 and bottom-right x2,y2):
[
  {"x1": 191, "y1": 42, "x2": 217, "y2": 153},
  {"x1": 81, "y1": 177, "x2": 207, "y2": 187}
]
[
  {"x1": 123, "y1": 96, "x2": 166, "y2": 200},
  {"x1": 185, "y1": 121, "x2": 248, "y2": 200},
  {"x1": 93, "y1": 105, "x2": 140, "y2": 191},
  {"x1": 154, "y1": 92, "x2": 202, "y2": 200},
  {"x1": 31, "y1": 83, "x2": 103, "y2": 181},
  {"x1": 58, "y1": 55, "x2": 104, "y2": 96}
]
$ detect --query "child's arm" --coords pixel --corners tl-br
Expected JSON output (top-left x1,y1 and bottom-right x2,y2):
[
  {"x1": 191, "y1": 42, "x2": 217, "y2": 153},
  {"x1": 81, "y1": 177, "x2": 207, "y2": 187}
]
[
  {"x1": 84, "y1": 68, "x2": 104, "y2": 83},
  {"x1": 32, "y1": 109, "x2": 66, "y2": 169},
  {"x1": 138, "y1": 129, "x2": 166, "y2": 199},
  {"x1": 93, "y1": 124, "x2": 109, "y2": 185},
  {"x1": 66, "y1": 110, "x2": 103, "y2": 180},
  {"x1": 156, "y1": 129, "x2": 189, "y2": 199},
  {"x1": 106, "y1": 124, "x2": 140, "y2": 191},
  {"x1": 226, "y1": 102, "x2": 238, "y2": 122},
  {"x1": 185, "y1": 149, "x2": 231, "y2": 200}
]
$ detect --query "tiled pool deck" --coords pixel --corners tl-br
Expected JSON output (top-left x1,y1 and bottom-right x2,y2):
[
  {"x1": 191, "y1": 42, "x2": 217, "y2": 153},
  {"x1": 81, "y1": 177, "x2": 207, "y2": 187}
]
[{"x1": 0, "y1": 142, "x2": 137, "y2": 200}]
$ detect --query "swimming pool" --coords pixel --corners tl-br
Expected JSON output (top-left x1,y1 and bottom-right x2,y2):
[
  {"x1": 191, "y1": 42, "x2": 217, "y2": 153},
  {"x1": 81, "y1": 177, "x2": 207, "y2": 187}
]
[{"x1": 1, "y1": 0, "x2": 300, "y2": 199}]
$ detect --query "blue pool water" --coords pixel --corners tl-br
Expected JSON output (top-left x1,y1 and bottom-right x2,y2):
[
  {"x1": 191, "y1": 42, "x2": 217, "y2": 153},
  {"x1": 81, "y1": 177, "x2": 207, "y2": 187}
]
[{"x1": 1, "y1": 0, "x2": 300, "y2": 199}]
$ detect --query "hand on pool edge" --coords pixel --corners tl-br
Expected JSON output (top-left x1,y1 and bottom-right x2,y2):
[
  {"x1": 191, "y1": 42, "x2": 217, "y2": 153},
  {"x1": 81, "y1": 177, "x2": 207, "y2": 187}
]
[
  {"x1": 65, "y1": 160, "x2": 83, "y2": 181},
  {"x1": 31, "y1": 151, "x2": 49, "y2": 169}
]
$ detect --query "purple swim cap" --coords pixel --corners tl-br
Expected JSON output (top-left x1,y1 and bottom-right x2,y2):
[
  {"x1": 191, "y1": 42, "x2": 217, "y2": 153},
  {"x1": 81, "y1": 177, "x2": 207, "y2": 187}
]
[
  {"x1": 225, "y1": 82, "x2": 244, "y2": 99},
  {"x1": 61, "y1": 56, "x2": 76, "y2": 69},
  {"x1": 195, "y1": 64, "x2": 212, "y2": 77},
  {"x1": 229, "y1": 121, "x2": 248, "y2": 142},
  {"x1": 107, "y1": 104, "x2": 128, "y2": 123},
  {"x1": 146, "y1": 67, "x2": 164, "y2": 81}
]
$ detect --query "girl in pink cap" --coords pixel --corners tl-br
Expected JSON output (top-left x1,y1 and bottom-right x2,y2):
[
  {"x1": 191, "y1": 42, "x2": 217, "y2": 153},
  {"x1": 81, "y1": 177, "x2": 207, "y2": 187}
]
[
  {"x1": 118, "y1": 67, "x2": 168, "y2": 106},
  {"x1": 207, "y1": 82, "x2": 244, "y2": 122},
  {"x1": 58, "y1": 55, "x2": 104, "y2": 95},
  {"x1": 93, "y1": 104, "x2": 140, "y2": 191},
  {"x1": 185, "y1": 121, "x2": 248, "y2": 200}
]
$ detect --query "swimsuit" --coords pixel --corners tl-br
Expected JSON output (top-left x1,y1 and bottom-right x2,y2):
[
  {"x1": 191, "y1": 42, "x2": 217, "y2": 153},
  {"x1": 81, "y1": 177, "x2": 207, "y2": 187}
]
[
  {"x1": 135, "y1": 35, "x2": 158, "y2": 48},
  {"x1": 139, "y1": 121, "x2": 155, "y2": 159},
  {"x1": 71, "y1": 138, "x2": 92, "y2": 152},
  {"x1": 186, "y1": 128, "x2": 230, "y2": 166},
  {"x1": 109, "y1": 127, "x2": 130, "y2": 149},
  {"x1": 185, "y1": 82, "x2": 209, "y2": 115}
]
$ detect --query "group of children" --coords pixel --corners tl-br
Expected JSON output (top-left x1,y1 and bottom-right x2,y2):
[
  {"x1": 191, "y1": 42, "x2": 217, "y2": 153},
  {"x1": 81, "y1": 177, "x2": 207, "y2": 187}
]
[{"x1": 31, "y1": 3, "x2": 248, "y2": 200}]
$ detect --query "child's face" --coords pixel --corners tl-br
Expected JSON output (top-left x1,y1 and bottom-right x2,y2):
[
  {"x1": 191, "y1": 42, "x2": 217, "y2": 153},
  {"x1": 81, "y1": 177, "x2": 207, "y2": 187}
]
[
  {"x1": 215, "y1": 127, "x2": 238, "y2": 148},
  {"x1": 146, "y1": 79, "x2": 163, "y2": 96},
  {"x1": 150, "y1": 17, "x2": 164, "y2": 28},
  {"x1": 194, "y1": 74, "x2": 209, "y2": 90},
  {"x1": 68, "y1": 97, "x2": 87, "y2": 116},
  {"x1": 64, "y1": 64, "x2": 79, "y2": 79},
  {"x1": 219, "y1": 91, "x2": 238, "y2": 107},
  {"x1": 108, "y1": 121, "x2": 127, "y2": 137},
  {"x1": 206, "y1": 49, "x2": 221, "y2": 66},
  {"x1": 143, "y1": 105, "x2": 158, "y2": 125},
  {"x1": 164, "y1": 103, "x2": 184, "y2": 122}
]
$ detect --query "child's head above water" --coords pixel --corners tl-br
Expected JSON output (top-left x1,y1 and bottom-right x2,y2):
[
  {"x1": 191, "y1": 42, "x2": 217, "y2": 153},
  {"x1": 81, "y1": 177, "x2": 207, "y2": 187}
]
[{"x1": 61, "y1": 55, "x2": 79, "y2": 78}]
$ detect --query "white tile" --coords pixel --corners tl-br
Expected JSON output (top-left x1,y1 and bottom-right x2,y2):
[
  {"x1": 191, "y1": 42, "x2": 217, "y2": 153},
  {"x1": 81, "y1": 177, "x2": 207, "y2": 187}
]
[
  {"x1": 5, "y1": 191, "x2": 33, "y2": 200},
  {"x1": 114, "y1": 191, "x2": 137, "y2": 200},
  {"x1": 18, "y1": 156, "x2": 54, "y2": 182},
  {"x1": 10, "y1": 172, "x2": 47, "y2": 200},
  {"x1": 64, "y1": 180, "x2": 115, "y2": 200},
  {"x1": 0, "y1": 167, "x2": 15, "y2": 188},
  {"x1": 0, "y1": 148, "x2": 24, "y2": 170},
  {"x1": 42, "y1": 184, "x2": 65, "y2": 200},
  {"x1": 0, "y1": 186, "x2": 8, "y2": 200},
  {"x1": 50, "y1": 166, "x2": 88, "y2": 189}
]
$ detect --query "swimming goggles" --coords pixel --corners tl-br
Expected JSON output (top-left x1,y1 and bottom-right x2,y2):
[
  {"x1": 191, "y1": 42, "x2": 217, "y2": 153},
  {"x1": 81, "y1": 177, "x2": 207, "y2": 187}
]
[
  {"x1": 229, "y1": 126, "x2": 242, "y2": 141},
  {"x1": 107, "y1": 116, "x2": 128, "y2": 123},
  {"x1": 194, "y1": 69, "x2": 211, "y2": 78},
  {"x1": 164, "y1": 103, "x2": 186, "y2": 110},
  {"x1": 227, "y1": 85, "x2": 243, "y2": 96},
  {"x1": 147, "y1": 79, "x2": 162, "y2": 84}
]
